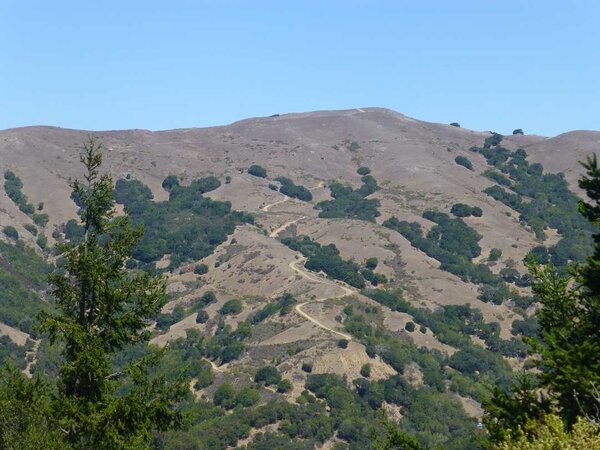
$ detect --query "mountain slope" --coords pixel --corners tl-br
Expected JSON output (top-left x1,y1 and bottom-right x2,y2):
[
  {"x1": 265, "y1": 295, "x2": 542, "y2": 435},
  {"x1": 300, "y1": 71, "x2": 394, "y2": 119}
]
[{"x1": 0, "y1": 108, "x2": 597, "y2": 447}]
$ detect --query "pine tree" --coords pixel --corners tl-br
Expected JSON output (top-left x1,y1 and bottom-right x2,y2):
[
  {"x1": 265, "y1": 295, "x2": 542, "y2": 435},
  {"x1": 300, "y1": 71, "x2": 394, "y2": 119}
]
[
  {"x1": 484, "y1": 154, "x2": 600, "y2": 445},
  {"x1": 36, "y1": 137, "x2": 187, "y2": 448}
]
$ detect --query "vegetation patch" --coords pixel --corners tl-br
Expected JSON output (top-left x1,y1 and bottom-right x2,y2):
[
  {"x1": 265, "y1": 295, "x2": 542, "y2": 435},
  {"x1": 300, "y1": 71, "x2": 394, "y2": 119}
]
[
  {"x1": 113, "y1": 176, "x2": 253, "y2": 268},
  {"x1": 316, "y1": 175, "x2": 380, "y2": 221},
  {"x1": 274, "y1": 176, "x2": 312, "y2": 201},
  {"x1": 473, "y1": 142, "x2": 594, "y2": 270},
  {"x1": 280, "y1": 235, "x2": 365, "y2": 288},
  {"x1": 3, "y1": 171, "x2": 48, "y2": 227}
]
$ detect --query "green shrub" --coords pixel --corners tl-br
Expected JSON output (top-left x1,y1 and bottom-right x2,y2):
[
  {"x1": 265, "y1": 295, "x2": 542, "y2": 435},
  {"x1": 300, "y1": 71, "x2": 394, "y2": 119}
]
[
  {"x1": 213, "y1": 383, "x2": 236, "y2": 409},
  {"x1": 161, "y1": 175, "x2": 180, "y2": 191},
  {"x1": 23, "y1": 224, "x2": 37, "y2": 235},
  {"x1": 405, "y1": 321, "x2": 416, "y2": 332},
  {"x1": 4, "y1": 171, "x2": 35, "y2": 216},
  {"x1": 337, "y1": 339, "x2": 349, "y2": 349},
  {"x1": 113, "y1": 177, "x2": 251, "y2": 266},
  {"x1": 235, "y1": 387, "x2": 260, "y2": 407},
  {"x1": 268, "y1": 183, "x2": 278, "y2": 191},
  {"x1": 193, "y1": 363, "x2": 215, "y2": 389},
  {"x1": 201, "y1": 291, "x2": 217, "y2": 305},
  {"x1": 301, "y1": 361, "x2": 313, "y2": 373},
  {"x1": 484, "y1": 132, "x2": 503, "y2": 148},
  {"x1": 357, "y1": 167, "x2": 371, "y2": 176},
  {"x1": 33, "y1": 213, "x2": 49, "y2": 227},
  {"x1": 360, "y1": 363, "x2": 371, "y2": 378},
  {"x1": 450, "y1": 122, "x2": 461, "y2": 127},
  {"x1": 454, "y1": 156, "x2": 473, "y2": 170},
  {"x1": 512, "y1": 128, "x2": 524, "y2": 135},
  {"x1": 195, "y1": 310, "x2": 209, "y2": 324},
  {"x1": 255, "y1": 366, "x2": 282, "y2": 385},
  {"x1": 483, "y1": 169, "x2": 512, "y2": 187},
  {"x1": 365, "y1": 257, "x2": 378, "y2": 270},
  {"x1": 316, "y1": 176, "x2": 381, "y2": 222},
  {"x1": 281, "y1": 236, "x2": 365, "y2": 288},
  {"x1": 3, "y1": 226, "x2": 18, "y2": 240},
  {"x1": 156, "y1": 305, "x2": 185, "y2": 331},
  {"x1": 277, "y1": 379, "x2": 293, "y2": 393},
  {"x1": 220, "y1": 299, "x2": 242, "y2": 316},
  {"x1": 489, "y1": 248, "x2": 502, "y2": 261},
  {"x1": 194, "y1": 264, "x2": 208, "y2": 275},
  {"x1": 248, "y1": 165, "x2": 267, "y2": 178},
  {"x1": 36, "y1": 234, "x2": 48, "y2": 250}
]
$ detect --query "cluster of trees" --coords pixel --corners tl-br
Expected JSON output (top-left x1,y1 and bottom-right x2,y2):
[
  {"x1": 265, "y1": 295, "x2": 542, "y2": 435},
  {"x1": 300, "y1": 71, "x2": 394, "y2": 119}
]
[
  {"x1": 483, "y1": 169, "x2": 512, "y2": 187},
  {"x1": 0, "y1": 336, "x2": 32, "y2": 370},
  {"x1": 274, "y1": 176, "x2": 312, "y2": 201},
  {"x1": 362, "y1": 289, "x2": 527, "y2": 359},
  {"x1": 341, "y1": 308, "x2": 481, "y2": 448},
  {"x1": 481, "y1": 154, "x2": 600, "y2": 448},
  {"x1": 3, "y1": 171, "x2": 48, "y2": 229},
  {"x1": 474, "y1": 138, "x2": 594, "y2": 272},
  {"x1": 280, "y1": 235, "x2": 366, "y2": 288},
  {"x1": 0, "y1": 139, "x2": 188, "y2": 448},
  {"x1": 384, "y1": 212, "x2": 519, "y2": 303},
  {"x1": 450, "y1": 203, "x2": 482, "y2": 218},
  {"x1": 0, "y1": 240, "x2": 52, "y2": 337},
  {"x1": 113, "y1": 175, "x2": 253, "y2": 268},
  {"x1": 316, "y1": 175, "x2": 381, "y2": 222}
]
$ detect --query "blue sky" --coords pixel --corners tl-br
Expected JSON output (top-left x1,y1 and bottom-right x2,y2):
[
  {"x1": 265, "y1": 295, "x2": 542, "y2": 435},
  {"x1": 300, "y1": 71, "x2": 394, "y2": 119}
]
[{"x1": 1, "y1": 1, "x2": 598, "y2": 135}]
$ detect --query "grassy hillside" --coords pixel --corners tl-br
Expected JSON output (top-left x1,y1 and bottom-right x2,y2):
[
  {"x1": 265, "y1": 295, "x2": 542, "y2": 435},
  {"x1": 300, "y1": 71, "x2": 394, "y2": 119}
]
[{"x1": 0, "y1": 109, "x2": 597, "y2": 447}]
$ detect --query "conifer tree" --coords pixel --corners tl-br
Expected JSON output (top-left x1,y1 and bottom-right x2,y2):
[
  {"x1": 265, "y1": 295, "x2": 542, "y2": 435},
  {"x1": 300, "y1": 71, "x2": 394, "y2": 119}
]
[
  {"x1": 484, "y1": 154, "x2": 600, "y2": 445},
  {"x1": 36, "y1": 137, "x2": 187, "y2": 448}
]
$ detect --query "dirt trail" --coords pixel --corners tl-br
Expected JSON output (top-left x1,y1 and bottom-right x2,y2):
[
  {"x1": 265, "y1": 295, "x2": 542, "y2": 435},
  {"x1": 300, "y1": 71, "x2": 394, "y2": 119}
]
[
  {"x1": 261, "y1": 181, "x2": 324, "y2": 214},
  {"x1": 270, "y1": 217, "x2": 303, "y2": 238},
  {"x1": 288, "y1": 257, "x2": 354, "y2": 340},
  {"x1": 208, "y1": 358, "x2": 226, "y2": 373},
  {"x1": 261, "y1": 193, "x2": 289, "y2": 212},
  {"x1": 262, "y1": 181, "x2": 355, "y2": 341}
]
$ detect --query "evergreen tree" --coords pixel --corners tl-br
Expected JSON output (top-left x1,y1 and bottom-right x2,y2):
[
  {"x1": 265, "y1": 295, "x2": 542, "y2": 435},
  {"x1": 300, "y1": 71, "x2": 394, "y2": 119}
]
[
  {"x1": 35, "y1": 138, "x2": 187, "y2": 448},
  {"x1": 484, "y1": 153, "x2": 600, "y2": 445}
]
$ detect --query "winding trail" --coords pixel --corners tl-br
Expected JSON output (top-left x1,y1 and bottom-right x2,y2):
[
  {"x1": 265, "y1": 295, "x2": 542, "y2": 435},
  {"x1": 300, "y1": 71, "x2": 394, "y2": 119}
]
[
  {"x1": 288, "y1": 259, "x2": 354, "y2": 341},
  {"x1": 260, "y1": 179, "x2": 354, "y2": 340}
]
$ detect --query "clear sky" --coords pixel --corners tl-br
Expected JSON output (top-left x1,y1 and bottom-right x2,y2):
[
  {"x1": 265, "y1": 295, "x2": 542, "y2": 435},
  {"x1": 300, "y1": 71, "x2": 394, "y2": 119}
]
[{"x1": 1, "y1": 1, "x2": 598, "y2": 136}]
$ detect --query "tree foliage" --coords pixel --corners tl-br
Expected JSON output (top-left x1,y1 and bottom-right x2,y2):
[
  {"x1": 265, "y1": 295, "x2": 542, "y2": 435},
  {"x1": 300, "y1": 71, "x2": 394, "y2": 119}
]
[
  {"x1": 316, "y1": 176, "x2": 381, "y2": 222},
  {"x1": 484, "y1": 153, "x2": 600, "y2": 446},
  {"x1": 281, "y1": 235, "x2": 365, "y2": 288},
  {"x1": 248, "y1": 164, "x2": 267, "y2": 178},
  {"x1": 114, "y1": 175, "x2": 252, "y2": 267},
  {"x1": 275, "y1": 176, "x2": 312, "y2": 201},
  {"x1": 22, "y1": 137, "x2": 188, "y2": 448},
  {"x1": 455, "y1": 155, "x2": 473, "y2": 170}
]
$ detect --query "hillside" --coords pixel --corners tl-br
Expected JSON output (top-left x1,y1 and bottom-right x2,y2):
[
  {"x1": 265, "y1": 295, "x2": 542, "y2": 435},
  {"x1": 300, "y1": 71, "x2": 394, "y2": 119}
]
[{"x1": 0, "y1": 108, "x2": 598, "y2": 448}]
